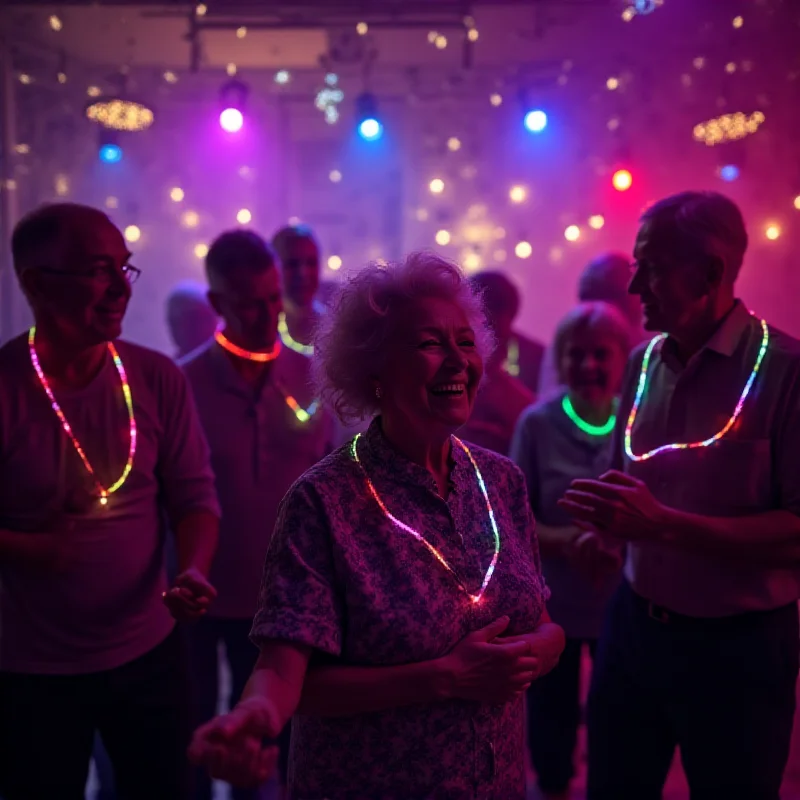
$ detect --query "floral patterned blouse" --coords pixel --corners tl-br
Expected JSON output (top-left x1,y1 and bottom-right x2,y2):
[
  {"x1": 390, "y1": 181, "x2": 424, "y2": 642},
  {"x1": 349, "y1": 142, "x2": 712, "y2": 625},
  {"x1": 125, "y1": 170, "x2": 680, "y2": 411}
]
[{"x1": 251, "y1": 417, "x2": 550, "y2": 800}]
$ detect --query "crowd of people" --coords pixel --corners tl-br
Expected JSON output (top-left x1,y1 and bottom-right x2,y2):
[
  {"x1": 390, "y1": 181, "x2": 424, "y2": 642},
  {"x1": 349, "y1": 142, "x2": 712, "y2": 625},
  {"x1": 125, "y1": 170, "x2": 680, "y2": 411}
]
[{"x1": 0, "y1": 190, "x2": 798, "y2": 800}]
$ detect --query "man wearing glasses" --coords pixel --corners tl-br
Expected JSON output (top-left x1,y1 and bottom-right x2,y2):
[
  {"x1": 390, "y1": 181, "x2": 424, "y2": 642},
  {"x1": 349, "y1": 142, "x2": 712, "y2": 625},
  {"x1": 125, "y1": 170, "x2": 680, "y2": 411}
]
[{"x1": 0, "y1": 203, "x2": 220, "y2": 799}]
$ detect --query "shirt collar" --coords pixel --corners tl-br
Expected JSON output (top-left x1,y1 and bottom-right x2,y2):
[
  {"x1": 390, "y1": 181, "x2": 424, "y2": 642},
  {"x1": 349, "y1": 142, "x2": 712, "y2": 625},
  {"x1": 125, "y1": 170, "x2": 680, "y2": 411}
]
[
  {"x1": 661, "y1": 299, "x2": 753, "y2": 365},
  {"x1": 357, "y1": 416, "x2": 469, "y2": 495}
]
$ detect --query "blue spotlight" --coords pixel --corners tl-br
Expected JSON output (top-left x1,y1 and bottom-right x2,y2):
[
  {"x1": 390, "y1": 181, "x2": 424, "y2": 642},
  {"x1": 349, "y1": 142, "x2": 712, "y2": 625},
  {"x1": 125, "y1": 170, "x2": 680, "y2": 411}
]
[
  {"x1": 356, "y1": 92, "x2": 383, "y2": 141},
  {"x1": 720, "y1": 164, "x2": 739, "y2": 182},
  {"x1": 99, "y1": 143, "x2": 122, "y2": 163},
  {"x1": 524, "y1": 109, "x2": 548, "y2": 133},
  {"x1": 358, "y1": 117, "x2": 383, "y2": 141}
]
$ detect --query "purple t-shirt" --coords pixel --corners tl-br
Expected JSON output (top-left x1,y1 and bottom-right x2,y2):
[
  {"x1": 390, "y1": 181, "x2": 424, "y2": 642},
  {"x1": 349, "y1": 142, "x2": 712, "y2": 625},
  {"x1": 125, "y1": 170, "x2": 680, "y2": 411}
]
[
  {"x1": 182, "y1": 341, "x2": 332, "y2": 619},
  {"x1": 251, "y1": 417, "x2": 550, "y2": 800},
  {"x1": 0, "y1": 333, "x2": 219, "y2": 675}
]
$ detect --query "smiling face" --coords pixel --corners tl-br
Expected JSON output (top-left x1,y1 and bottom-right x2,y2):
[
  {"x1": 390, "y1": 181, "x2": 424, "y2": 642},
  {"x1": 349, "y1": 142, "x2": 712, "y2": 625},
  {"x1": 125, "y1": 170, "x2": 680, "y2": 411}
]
[
  {"x1": 23, "y1": 212, "x2": 133, "y2": 346},
  {"x1": 378, "y1": 296, "x2": 484, "y2": 438},
  {"x1": 559, "y1": 325, "x2": 627, "y2": 407}
]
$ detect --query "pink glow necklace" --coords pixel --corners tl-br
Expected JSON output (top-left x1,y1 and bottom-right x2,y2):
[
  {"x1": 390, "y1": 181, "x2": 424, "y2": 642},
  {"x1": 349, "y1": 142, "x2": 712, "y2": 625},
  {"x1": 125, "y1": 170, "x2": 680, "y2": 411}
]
[
  {"x1": 351, "y1": 433, "x2": 500, "y2": 603},
  {"x1": 28, "y1": 327, "x2": 137, "y2": 506},
  {"x1": 624, "y1": 318, "x2": 769, "y2": 462}
]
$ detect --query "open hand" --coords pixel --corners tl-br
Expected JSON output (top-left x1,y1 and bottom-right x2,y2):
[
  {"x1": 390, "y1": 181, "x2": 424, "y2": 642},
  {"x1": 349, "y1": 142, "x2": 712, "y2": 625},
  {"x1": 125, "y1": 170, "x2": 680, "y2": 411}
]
[
  {"x1": 558, "y1": 470, "x2": 670, "y2": 542},
  {"x1": 163, "y1": 566, "x2": 217, "y2": 621},
  {"x1": 441, "y1": 617, "x2": 539, "y2": 705},
  {"x1": 188, "y1": 696, "x2": 279, "y2": 788}
]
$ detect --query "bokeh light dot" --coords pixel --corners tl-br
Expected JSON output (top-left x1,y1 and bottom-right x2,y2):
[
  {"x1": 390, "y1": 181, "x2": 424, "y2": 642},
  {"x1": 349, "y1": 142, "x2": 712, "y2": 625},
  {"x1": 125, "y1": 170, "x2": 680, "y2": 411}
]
[
  {"x1": 612, "y1": 169, "x2": 633, "y2": 191},
  {"x1": 328, "y1": 255, "x2": 343, "y2": 271},
  {"x1": 564, "y1": 225, "x2": 581, "y2": 242},
  {"x1": 124, "y1": 225, "x2": 141, "y2": 243},
  {"x1": 515, "y1": 241, "x2": 532, "y2": 259},
  {"x1": 236, "y1": 208, "x2": 252, "y2": 225},
  {"x1": 194, "y1": 243, "x2": 209, "y2": 259},
  {"x1": 765, "y1": 223, "x2": 781, "y2": 241},
  {"x1": 435, "y1": 230, "x2": 451, "y2": 246},
  {"x1": 182, "y1": 210, "x2": 200, "y2": 228},
  {"x1": 429, "y1": 178, "x2": 445, "y2": 194},
  {"x1": 170, "y1": 187, "x2": 185, "y2": 202},
  {"x1": 509, "y1": 185, "x2": 527, "y2": 204},
  {"x1": 588, "y1": 215, "x2": 605, "y2": 230},
  {"x1": 447, "y1": 137, "x2": 462, "y2": 152}
]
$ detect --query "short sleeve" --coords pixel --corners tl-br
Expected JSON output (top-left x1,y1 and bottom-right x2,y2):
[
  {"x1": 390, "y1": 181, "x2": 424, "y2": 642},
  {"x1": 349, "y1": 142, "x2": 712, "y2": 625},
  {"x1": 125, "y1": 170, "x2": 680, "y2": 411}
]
[
  {"x1": 507, "y1": 463, "x2": 550, "y2": 602},
  {"x1": 509, "y1": 410, "x2": 541, "y2": 514},
  {"x1": 774, "y1": 363, "x2": 800, "y2": 516},
  {"x1": 155, "y1": 357, "x2": 220, "y2": 520},
  {"x1": 250, "y1": 480, "x2": 344, "y2": 656}
]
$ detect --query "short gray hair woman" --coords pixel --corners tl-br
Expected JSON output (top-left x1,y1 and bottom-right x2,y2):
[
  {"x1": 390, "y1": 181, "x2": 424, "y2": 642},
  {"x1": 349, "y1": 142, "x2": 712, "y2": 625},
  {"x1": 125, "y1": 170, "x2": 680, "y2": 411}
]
[{"x1": 190, "y1": 251, "x2": 564, "y2": 799}]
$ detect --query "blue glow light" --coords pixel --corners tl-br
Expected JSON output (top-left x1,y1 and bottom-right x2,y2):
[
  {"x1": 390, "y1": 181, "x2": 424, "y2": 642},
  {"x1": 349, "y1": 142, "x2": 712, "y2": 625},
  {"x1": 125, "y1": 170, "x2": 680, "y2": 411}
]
[
  {"x1": 99, "y1": 144, "x2": 122, "y2": 163},
  {"x1": 524, "y1": 109, "x2": 548, "y2": 133},
  {"x1": 720, "y1": 164, "x2": 740, "y2": 182},
  {"x1": 358, "y1": 117, "x2": 383, "y2": 141}
]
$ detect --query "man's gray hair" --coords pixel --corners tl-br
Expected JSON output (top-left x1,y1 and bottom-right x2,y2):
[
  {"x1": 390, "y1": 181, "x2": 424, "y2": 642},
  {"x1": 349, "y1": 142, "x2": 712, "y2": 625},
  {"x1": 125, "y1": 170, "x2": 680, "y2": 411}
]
[{"x1": 640, "y1": 191, "x2": 748, "y2": 282}]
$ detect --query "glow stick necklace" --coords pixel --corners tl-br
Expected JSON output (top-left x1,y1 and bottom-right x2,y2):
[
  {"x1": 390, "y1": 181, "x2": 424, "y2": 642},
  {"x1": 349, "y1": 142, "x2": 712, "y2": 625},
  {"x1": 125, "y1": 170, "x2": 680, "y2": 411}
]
[
  {"x1": 28, "y1": 327, "x2": 137, "y2": 506},
  {"x1": 625, "y1": 318, "x2": 769, "y2": 462},
  {"x1": 276, "y1": 384, "x2": 319, "y2": 423},
  {"x1": 351, "y1": 433, "x2": 500, "y2": 603},
  {"x1": 503, "y1": 337, "x2": 520, "y2": 377},
  {"x1": 562, "y1": 394, "x2": 616, "y2": 436},
  {"x1": 278, "y1": 313, "x2": 313, "y2": 356},
  {"x1": 214, "y1": 327, "x2": 281, "y2": 362}
]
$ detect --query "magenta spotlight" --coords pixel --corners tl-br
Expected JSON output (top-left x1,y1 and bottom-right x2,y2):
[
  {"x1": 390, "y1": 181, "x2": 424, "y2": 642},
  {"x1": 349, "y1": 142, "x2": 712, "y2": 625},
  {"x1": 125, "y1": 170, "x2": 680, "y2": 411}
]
[{"x1": 219, "y1": 107, "x2": 243, "y2": 133}]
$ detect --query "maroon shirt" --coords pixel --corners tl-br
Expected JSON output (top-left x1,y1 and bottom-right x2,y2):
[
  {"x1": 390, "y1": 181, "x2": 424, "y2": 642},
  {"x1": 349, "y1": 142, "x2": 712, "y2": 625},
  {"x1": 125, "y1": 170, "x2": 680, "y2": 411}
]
[{"x1": 251, "y1": 417, "x2": 549, "y2": 800}]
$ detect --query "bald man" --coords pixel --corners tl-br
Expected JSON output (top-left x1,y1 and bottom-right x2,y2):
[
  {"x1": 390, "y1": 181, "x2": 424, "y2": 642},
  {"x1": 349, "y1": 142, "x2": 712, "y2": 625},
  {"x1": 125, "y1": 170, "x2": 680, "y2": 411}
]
[{"x1": 166, "y1": 281, "x2": 218, "y2": 359}]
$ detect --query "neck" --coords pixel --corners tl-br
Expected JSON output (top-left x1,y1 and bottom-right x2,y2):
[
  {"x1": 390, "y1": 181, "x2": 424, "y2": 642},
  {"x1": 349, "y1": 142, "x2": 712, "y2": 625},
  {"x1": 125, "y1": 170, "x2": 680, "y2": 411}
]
[
  {"x1": 669, "y1": 296, "x2": 736, "y2": 362},
  {"x1": 568, "y1": 391, "x2": 614, "y2": 425},
  {"x1": 380, "y1": 415, "x2": 451, "y2": 477},
  {"x1": 31, "y1": 322, "x2": 108, "y2": 389}
]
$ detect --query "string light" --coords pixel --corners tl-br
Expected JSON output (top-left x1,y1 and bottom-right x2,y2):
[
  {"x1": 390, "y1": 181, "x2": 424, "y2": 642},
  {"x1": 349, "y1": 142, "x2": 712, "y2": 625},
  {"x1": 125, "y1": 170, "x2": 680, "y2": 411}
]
[
  {"x1": 328, "y1": 255, "x2": 342, "y2": 270},
  {"x1": 351, "y1": 433, "x2": 500, "y2": 603},
  {"x1": 435, "y1": 230, "x2": 451, "y2": 246},
  {"x1": 693, "y1": 111, "x2": 765, "y2": 146},
  {"x1": 467, "y1": 29, "x2": 479, "y2": 42},
  {"x1": 124, "y1": 225, "x2": 141, "y2": 243},
  {"x1": 86, "y1": 98, "x2": 155, "y2": 132},
  {"x1": 29, "y1": 327, "x2": 137, "y2": 507},
  {"x1": 278, "y1": 314, "x2": 313, "y2": 356},
  {"x1": 214, "y1": 327, "x2": 281, "y2": 363},
  {"x1": 509, "y1": 185, "x2": 527, "y2": 203},
  {"x1": 562, "y1": 395, "x2": 616, "y2": 436},
  {"x1": 515, "y1": 241, "x2": 532, "y2": 259},
  {"x1": 434, "y1": 35, "x2": 448, "y2": 49},
  {"x1": 588, "y1": 215, "x2": 605, "y2": 230},
  {"x1": 765, "y1": 223, "x2": 781, "y2": 240},
  {"x1": 625, "y1": 319, "x2": 769, "y2": 462},
  {"x1": 429, "y1": 178, "x2": 445, "y2": 194}
]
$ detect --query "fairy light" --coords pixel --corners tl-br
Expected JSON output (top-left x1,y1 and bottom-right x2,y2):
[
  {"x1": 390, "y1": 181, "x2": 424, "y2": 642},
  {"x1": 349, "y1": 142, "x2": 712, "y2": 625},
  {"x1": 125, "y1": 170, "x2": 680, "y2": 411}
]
[
  {"x1": 124, "y1": 225, "x2": 141, "y2": 243},
  {"x1": 509, "y1": 185, "x2": 527, "y2": 204},
  {"x1": 625, "y1": 319, "x2": 769, "y2": 462},
  {"x1": 765, "y1": 223, "x2": 781, "y2": 240},
  {"x1": 194, "y1": 243, "x2": 208, "y2": 259},
  {"x1": 328, "y1": 255, "x2": 342, "y2": 270},
  {"x1": 562, "y1": 395, "x2": 616, "y2": 436},
  {"x1": 214, "y1": 327, "x2": 281, "y2": 362},
  {"x1": 503, "y1": 338, "x2": 520, "y2": 377},
  {"x1": 170, "y1": 187, "x2": 184, "y2": 202},
  {"x1": 588, "y1": 215, "x2": 605, "y2": 230},
  {"x1": 356, "y1": 21, "x2": 368, "y2": 35},
  {"x1": 564, "y1": 225, "x2": 581, "y2": 242},
  {"x1": 515, "y1": 241, "x2": 532, "y2": 259},
  {"x1": 435, "y1": 229, "x2": 451, "y2": 246},
  {"x1": 606, "y1": 77, "x2": 619, "y2": 90},
  {"x1": 447, "y1": 137, "x2": 462, "y2": 152},
  {"x1": 429, "y1": 178, "x2": 445, "y2": 194},
  {"x1": 236, "y1": 208, "x2": 252, "y2": 225},
  {"x1": 351, "y1": 433, "x2": 500, "y2": 603},
  {"x1": 29, "y1": 327, "x2": 137, "y2": 507},
  {"x1": 278, "y1": 313, "x2": 313, "y2": 356}
]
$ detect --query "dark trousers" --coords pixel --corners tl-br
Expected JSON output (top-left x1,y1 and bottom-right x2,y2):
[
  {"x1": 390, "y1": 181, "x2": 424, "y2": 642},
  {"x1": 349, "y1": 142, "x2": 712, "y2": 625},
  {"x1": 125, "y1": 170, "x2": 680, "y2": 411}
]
[
  {"x1": 0, "y1": 627, "x2": 192, "y2": 800},
  {"x1": 189, "y1": 616, "x2": 263, "y2": 800},
  {"x1": 527, "y1": 637, "x2": 597, "y2": 794},
  {"x1": 587, "y1": 580, "x2": 799, "y2": 800}
]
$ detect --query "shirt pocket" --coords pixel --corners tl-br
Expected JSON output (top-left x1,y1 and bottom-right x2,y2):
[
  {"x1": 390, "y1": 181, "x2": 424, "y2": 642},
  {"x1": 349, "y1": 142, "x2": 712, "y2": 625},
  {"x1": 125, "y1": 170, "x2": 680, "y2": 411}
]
[{"x1": 668, "y1": 438, "x2": 773, "y2": 514}]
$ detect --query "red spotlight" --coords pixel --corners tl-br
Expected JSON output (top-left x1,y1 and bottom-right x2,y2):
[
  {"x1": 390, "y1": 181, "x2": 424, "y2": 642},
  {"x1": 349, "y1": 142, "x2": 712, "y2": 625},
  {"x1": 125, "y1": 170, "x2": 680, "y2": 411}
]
[{"x1": 612, "y1": 169, "x2": 633, "y2": 192}]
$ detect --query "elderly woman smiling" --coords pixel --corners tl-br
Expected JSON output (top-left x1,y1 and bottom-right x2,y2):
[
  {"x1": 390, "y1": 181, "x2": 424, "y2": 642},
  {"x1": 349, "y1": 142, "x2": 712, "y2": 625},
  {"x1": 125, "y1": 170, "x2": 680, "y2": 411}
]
[{"x1": 189, "y1": 253, "x2": 564, "y2": 799}]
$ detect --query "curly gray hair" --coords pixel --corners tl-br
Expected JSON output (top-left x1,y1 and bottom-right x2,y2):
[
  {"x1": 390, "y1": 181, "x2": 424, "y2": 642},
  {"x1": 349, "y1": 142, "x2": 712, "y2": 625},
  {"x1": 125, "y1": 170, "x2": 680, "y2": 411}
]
[{"x1": 313, "y1": 252, "x2": 493, "y2": 423}]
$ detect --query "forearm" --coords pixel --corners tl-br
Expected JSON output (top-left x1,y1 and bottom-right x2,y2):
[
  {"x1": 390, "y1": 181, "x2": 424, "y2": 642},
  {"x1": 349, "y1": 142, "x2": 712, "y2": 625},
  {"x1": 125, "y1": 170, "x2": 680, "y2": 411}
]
[
  {"x1": 239, "y1": 641, "x2": 311, "y2": 731},
  {"x1": 663, "y1": 507, "x2": 800, "y2": 565},
  {"x1": 536, "y1": 523, "x2": 579, "y2": 557},
  {"x1": 297, "y1": 657, "x2": 451, "y2": 717},
  {"x1": 173, "y1": 509, "x2": 219, "y2": 575}
]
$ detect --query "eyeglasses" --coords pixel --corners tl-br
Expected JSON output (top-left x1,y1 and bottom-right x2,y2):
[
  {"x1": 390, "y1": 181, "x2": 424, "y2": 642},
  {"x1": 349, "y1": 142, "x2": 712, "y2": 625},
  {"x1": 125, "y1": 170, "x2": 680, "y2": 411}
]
[{"x1": 36, "y1": 264, "x2": 142, "y2": 285}]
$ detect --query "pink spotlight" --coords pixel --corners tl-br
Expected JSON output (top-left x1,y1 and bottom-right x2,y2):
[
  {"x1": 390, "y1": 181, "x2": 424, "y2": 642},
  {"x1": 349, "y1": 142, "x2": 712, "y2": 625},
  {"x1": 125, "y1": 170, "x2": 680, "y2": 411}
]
[{"x1": 219, "y1": 108, "x2": 243, "y2": 133}]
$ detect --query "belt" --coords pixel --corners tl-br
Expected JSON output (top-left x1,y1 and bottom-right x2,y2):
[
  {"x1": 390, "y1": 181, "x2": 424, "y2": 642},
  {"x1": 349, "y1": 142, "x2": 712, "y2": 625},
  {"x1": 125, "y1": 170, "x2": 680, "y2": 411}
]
[{"x1": 627, "y1": 583, "x2": 794, "y2": 629}]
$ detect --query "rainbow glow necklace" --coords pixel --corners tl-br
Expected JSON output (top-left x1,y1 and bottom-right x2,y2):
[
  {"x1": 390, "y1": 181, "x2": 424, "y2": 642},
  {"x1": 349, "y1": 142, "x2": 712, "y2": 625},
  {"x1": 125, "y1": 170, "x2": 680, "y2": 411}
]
[
  {"x1": 351, "y1": 433, "x2": 500, "y2": 603},
  {"x1": 28, "y1": 327, "x2": 137, "y2": 506},
  {"x1": 214, "y1": 327, "x2": 281, "y2": 362},
  {"x1": 278, "y1": 313, "x2": 313, "y2": 356},
  {"x1": 625, "y1": 318, "x2": 769, "y2": 462}
]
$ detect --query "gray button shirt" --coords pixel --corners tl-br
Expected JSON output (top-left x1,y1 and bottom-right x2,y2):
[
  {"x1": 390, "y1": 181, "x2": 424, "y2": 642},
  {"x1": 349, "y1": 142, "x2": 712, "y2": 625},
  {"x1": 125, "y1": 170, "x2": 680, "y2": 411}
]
[
  {"x1": 612, "y1": 300, "x2": 800, "y2": 617},
  {"x1": 511, "y1": 392, "x2": 620, "y2": 639},
  {"x1": 182, "y1": 342, "x2": 332, "y2": 619}
]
